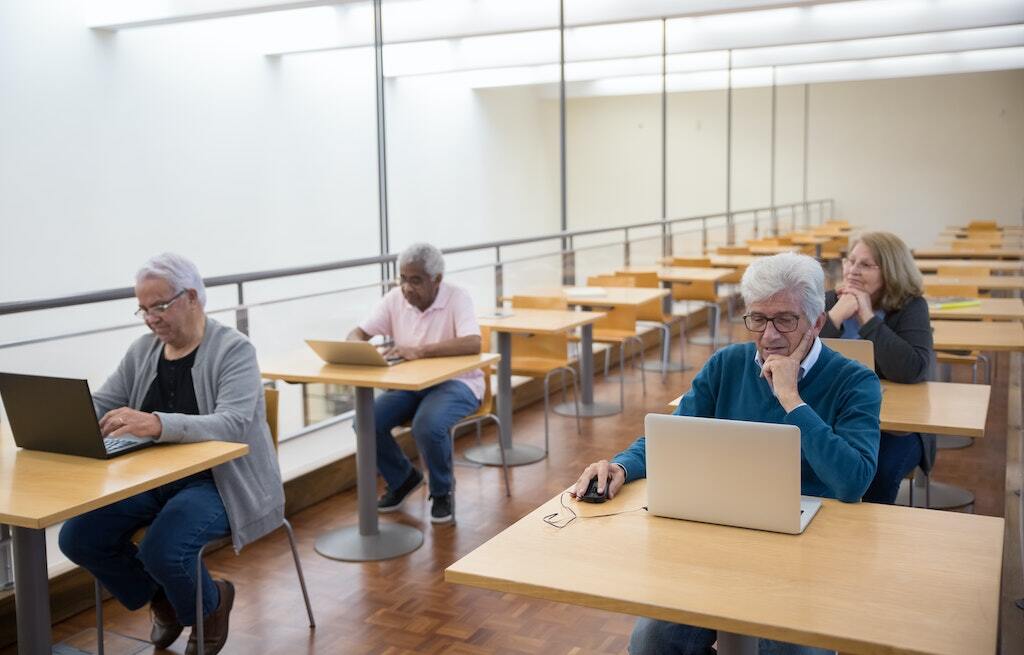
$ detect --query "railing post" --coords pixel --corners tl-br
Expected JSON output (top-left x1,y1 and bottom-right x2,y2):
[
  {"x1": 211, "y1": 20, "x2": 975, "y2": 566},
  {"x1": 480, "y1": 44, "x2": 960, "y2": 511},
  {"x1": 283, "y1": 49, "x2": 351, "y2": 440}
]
[
  {"x1": 0, "y1": 525, "x2": 12, "y2": 592},
  {"x1": 623, "y1": 228, "x2": 631, "y2": 266},
  {"x1": 235, "y1": 282, "x2": 249, "y2": 336},
  {"x1": 562, "y1": 235, "x2": 576, "y2": 286},
  {"x1": 771, "y1": 205, "x2": 779, "y2": 236},
  {"x1": 753, "y1": 210, "x2": 759, "y2": 238},
  {"x1": 701, "y1": 217, "x2": 708, "y2": 253},
  {"x1": 727, "y1": 212, "x2": 735, "y2": 245},
  {"x1": 494, "y1": 246, "x2": 504, "y2": 308},
  {"x1": 664, "y1": 221, "x2": 673, "y2": 258},
  {"x1": 791, "y1": 206, "x2": 797, "y2": 232}
]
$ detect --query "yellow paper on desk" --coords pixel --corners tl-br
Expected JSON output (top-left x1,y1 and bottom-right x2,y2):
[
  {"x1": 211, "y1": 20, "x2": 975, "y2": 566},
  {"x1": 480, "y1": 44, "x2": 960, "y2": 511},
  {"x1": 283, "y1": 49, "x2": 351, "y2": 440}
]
[{"x1": 929, "y1": 297, "x2": 981, "y2": 310}]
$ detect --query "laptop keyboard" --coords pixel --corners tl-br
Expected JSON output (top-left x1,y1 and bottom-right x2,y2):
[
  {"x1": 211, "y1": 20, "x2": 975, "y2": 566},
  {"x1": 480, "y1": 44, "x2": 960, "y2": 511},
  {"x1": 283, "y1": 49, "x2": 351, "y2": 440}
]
[{"x1": 104, "y1": 437, "x2": 137, "y2": 453}]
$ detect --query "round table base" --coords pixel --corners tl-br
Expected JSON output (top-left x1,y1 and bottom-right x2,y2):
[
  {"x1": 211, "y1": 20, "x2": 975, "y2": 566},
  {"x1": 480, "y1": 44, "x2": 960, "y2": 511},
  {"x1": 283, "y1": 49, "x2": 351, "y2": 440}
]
[
  {"x1": 553, "y1": 400, "x2": 621, "y2": 418},
  {"x1": 314, "y1": 523, "x2": 424, "y2": 561},
  {"x1": 896, "y1": 480, "x2": 975, "y2": 510},
  {"x1": 640, "y1": 359, "x2": 694, "y2": 372},
  {"x1": 936, "y1": 435, "x2": 973, "y2": 450},
  {"x1": 464, "y1": 443, "x2": 546, "y2": 467}
]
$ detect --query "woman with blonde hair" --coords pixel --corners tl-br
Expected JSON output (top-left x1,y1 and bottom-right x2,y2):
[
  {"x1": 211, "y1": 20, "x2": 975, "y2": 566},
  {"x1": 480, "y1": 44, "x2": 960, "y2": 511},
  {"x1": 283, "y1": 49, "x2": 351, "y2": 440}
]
[{"x1": 820, "y1": 231, "x2": 934, "y2": 504}]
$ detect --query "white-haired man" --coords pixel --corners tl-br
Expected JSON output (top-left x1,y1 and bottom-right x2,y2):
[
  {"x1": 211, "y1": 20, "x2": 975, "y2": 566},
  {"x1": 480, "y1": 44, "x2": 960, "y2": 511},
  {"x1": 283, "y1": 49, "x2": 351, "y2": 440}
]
[
  {"x1": 59, "y1": 253, "x2": 284, "y2": 655},
  {"x1": 348, "y1": 242, "x2": 482, "y2": 524},
  {"x1": 572, "y1": 252, "x2": 881, "y2": 655}
]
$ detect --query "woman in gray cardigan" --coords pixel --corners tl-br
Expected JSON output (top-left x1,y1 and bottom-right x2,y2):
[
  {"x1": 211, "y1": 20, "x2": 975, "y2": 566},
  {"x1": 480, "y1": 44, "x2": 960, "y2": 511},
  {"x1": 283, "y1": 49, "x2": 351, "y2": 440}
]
[
  {"x1": 58, "y1": 253, "x2": 284, "y2": 655},
  {"x1": 819, "y1": 232, "x2": 934, "y2": 504}
]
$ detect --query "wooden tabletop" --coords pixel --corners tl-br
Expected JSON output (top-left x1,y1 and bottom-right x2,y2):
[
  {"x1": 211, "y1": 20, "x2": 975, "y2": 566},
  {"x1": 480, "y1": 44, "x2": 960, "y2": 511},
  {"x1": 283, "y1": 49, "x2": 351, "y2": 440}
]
[
  {"x1": 914, "y1": 248, "x2": 1024, "y2": 260},
  {"x1": 477, "y1": 308, "x2": 605, "y2": 334},
  {"x1": 616, "y1": 266, "x2": 735, "y2": 283},
  {"x1": 658, "y1": 255, "x2": 758, "y2": 268},
  {"x1": 668, "y1": 380, "x2": 990, "y2": 437},
  {"x1": 520, "y1": 286, "x2": 669, "y2": 308},
  {"x1": 915, "y1": 259, "x2": 1023, "y2": 273},
  {"x1": 932, "y1": 319, "x2": 1024, "y2": 351},
  {"x1": 748, "y1": 245, "x2": 800, "y2": 255},
  {"x1": 788, "y1": 234, "x2": 831, "y2": 245},
  {"x1": 261, "y1": 351, "x2": 500, "y2": 390},
  {"x1": 0, "y1": 428, "x2": 248, "y2": 529},
  {"x1": 928, "y1": 297, "x2": 1024, "y2": 321},
  {"x1": 922, "y1": 274, "x2": 1024, "y2": 291},
  {"x1": 446, "y1": 479, "x2": 1002, "y2": 655}
]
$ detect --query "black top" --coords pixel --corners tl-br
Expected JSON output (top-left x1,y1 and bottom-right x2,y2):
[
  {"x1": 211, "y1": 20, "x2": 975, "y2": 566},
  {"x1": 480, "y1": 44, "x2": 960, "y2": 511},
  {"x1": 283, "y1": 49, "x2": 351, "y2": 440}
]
[
  {"x1": 820, "y1": 290, "x2": 934, "y2": 384},
  {"x1": 140, "y1": 346, "x2": 200, "y2": 415}
]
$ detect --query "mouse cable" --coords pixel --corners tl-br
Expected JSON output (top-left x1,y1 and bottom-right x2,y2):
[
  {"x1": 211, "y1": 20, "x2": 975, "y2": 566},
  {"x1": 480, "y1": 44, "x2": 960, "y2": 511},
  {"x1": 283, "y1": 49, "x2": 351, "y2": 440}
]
[{"x1": 542, "y1": 491, "x2": 648, "y2": 529}]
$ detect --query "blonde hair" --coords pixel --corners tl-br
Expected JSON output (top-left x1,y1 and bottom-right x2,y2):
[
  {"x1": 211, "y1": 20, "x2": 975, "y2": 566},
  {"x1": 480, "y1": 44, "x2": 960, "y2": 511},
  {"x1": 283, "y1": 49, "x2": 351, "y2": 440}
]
[{"x1": 853, "y1": 232, "x2": 922, "y2": 312}]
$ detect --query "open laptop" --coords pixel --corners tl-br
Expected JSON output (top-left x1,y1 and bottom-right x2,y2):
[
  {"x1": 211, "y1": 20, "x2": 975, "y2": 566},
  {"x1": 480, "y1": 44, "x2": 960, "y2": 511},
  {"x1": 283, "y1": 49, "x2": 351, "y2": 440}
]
[
  {"x1": 0, "y1": 372, "x2": 155, "y2": 459},
  {"x1": 644, "y1": 414, "x2": 822, "y2": 534},
  {"x1": 305, "y1": 339, "x2": 404, "y2": 366}
]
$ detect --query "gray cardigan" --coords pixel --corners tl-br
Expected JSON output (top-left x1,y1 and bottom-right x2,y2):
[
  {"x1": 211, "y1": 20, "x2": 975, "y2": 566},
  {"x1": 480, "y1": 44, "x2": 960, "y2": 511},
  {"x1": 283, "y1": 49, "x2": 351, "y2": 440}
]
[{"x1": 93, "y1": 317, "x2": 284, "y2": 552}]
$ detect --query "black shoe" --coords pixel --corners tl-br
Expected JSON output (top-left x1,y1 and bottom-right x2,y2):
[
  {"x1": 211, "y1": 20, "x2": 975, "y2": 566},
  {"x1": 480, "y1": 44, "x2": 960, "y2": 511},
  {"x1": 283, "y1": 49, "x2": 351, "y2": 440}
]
[
  {"x1": 378, "y1": 468, "x2": 424, "y2": 513},
  {"x1": 430, "y1": 493, "x2": 454, "y2": 524},
  {"x1": 149, "y1": 587, "x2": 184, "y2": 649}
]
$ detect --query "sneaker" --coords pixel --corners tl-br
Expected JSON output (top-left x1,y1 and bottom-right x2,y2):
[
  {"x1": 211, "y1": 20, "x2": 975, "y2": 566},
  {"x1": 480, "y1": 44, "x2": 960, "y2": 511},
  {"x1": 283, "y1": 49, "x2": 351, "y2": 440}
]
[
  {"x1": 430, "y1": 493, "x2": 454, "y2": 524},
  {"x1": 377, "y1": 468, "x2": 424, "y2": 513}
]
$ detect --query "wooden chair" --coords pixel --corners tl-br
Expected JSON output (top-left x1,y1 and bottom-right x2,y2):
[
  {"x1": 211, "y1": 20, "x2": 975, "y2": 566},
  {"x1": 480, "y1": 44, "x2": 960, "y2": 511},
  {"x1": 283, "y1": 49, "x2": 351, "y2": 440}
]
[
  {"x1": 925, "y1": 283, "x2": 990, "y2": 385},
  {"x1": 95, "y1": 388, "x2": 315, "y2": 655},
  {"x1": 584, "y1": 276, "x2": 647, "y2": 396},
  {"x1": 502, "y1": 296, "x2": 583, "y2": 452},
  {"x1": 936, "y1": 266, "x2": 990, "y2": 277},
  {"x1": 614, "y1": 271, "x2": 685, "y2": 378},
  {"x1": 952, "y1": 240, "x2": 996, "y2": 252},
  {"x1": 715, "y1": 246, "x2": 750, "y2": 255},
  {"x1": 448, "y1": 366, "x2": 511, "y2": 508},
  {"x1": 967, "y1": 220, "x2": 998, "y2": 231},
  {"x1": 820, "y1": 338, "x2": 874, "y2": 370}
]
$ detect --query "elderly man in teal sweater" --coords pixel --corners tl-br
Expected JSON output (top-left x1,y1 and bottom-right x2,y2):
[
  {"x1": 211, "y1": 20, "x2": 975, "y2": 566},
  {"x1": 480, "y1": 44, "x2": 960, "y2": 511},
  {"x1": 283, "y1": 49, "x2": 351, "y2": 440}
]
[{"x1": 572, "y1": 252, "x2": 881, "y2": 655}]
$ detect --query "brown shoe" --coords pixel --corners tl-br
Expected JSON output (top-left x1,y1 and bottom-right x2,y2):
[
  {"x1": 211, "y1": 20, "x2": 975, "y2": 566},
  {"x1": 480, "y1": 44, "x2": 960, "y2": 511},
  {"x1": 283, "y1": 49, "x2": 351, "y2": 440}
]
[
  {"x1": 150, "y1": 588, "x2": 184, "y2": 649},
  {"x1": 185, "y1": 579, "x2": 234, "y2": 655}
]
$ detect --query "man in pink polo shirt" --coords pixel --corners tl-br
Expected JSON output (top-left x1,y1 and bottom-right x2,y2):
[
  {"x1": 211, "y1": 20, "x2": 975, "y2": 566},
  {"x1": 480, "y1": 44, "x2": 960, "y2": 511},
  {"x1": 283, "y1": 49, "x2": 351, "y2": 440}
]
[{"x1": 347, "y1": 243, "x2": 483, "y2": 524}]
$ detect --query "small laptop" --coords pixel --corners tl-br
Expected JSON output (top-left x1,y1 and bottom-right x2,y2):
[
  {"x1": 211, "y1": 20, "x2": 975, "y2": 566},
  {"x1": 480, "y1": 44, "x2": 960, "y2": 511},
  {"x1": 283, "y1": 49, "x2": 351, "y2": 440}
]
[
  {"x1": 305, "y1": 339, "x2": 404, "y2": 366},
  {"x1": 644, "y1": 414, "x2": 822, "y2": 534},
  {"x1": 0, "y1": 372, "x2": 155, "y2": 459}
]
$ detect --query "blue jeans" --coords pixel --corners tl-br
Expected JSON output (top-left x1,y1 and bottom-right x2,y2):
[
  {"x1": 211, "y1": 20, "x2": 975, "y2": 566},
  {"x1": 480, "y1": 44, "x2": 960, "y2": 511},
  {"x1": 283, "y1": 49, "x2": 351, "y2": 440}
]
[
  {"x1": 628, "y1": 618, "x2": 835, "y2": 655},
  {"x1": 374, "y1": 379, "x2": 480, "y2": 497},
  {"x1": 58, "y1": 471, "x2": 230, "y2": 625},
  {"x1": 862, "y1": 432, "x2": 923, "y2": 504}
]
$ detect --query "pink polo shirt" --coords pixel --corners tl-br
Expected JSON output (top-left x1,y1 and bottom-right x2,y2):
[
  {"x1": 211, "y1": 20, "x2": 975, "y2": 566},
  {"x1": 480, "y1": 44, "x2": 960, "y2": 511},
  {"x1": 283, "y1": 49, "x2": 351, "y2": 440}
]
[{"x1": 360, "y1": 282, "x2": 484, "y2": 399}]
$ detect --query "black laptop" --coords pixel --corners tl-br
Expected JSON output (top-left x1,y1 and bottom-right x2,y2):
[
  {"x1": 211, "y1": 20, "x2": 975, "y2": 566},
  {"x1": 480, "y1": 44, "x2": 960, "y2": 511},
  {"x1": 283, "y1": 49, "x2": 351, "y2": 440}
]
[{"x1": 0, "y1": 372, "x2": 155, "y2": 459}]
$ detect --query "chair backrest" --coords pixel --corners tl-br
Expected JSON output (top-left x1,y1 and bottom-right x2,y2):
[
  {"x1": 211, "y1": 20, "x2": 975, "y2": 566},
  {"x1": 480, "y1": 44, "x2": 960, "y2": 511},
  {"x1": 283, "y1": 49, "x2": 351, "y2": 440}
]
[
  {"x1": 587, "y1": 274, "x2": 637, "y2": 288},
  {"x1": 265, "y1": 387, "x2": 280, "y2": 451},
  {"x1": 511, "y1": 294, "x2": 569, "y2": 310},
  {"x1": 826, "y1": 220, "x2": 850, "y2": 228},
  {"x1": 937, "y1": 266, "x2": 990, "y2": 277},
  {"x1": 621, "y1": 271, "x2": 660, "y2": 288},
  {"x1": 715, "y1": 246, "x2": 750, "y2": 255},
  {"x1": 672, "y1": 279, "x2": 718, "y2": 302},
  {"x1": 952, "y1": 240, "x2": 995, "y2": 251},
  {"x1": 671, "y1": 257, "x2": 711, "y2": 268},
  {"x1": 967, "y1": 221, "x2": 998, "y2": 231},
  {"x1": 925, "y1": 283, "x2": 980, "y2": 298},
  {"x1": 820, "y1": 338, "x2": 875, "y2": 370}
]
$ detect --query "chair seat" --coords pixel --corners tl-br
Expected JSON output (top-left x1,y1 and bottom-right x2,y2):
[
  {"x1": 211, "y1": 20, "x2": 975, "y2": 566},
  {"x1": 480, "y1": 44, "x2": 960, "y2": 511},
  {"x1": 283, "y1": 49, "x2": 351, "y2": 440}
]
[
  {"x1": 510, "y1": 356, "x2": 574, "y2": 377},
  {"x1": 936, "y1": 351, "x2": 981, "y2": 363}
]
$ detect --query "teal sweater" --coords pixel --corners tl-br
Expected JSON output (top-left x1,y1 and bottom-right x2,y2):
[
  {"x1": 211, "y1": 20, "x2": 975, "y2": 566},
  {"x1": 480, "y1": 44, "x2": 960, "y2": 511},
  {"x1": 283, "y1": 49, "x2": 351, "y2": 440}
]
[{"x1": 612, "y1": 342, "x2": 881, "y2": 502}]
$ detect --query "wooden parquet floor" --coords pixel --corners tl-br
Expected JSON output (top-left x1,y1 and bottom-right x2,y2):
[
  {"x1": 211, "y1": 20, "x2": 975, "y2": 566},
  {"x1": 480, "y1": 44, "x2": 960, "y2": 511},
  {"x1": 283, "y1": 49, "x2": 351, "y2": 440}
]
[{"x1": 11, "y1": 322, "x2": 1012, "y2": 655}]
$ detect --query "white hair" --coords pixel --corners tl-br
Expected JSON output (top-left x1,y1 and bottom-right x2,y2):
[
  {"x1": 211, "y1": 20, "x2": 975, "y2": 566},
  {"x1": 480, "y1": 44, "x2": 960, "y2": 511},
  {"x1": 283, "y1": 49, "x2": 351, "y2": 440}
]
[
  {"x1": 398, "y1": 242, "x2": 445, "y2": 278},
  {"x1": 135, "y1": 252, "x2": 207, "y2": 307},
  {"x1": 740, "y1": 252, "x2": 825, "y2": 321}
]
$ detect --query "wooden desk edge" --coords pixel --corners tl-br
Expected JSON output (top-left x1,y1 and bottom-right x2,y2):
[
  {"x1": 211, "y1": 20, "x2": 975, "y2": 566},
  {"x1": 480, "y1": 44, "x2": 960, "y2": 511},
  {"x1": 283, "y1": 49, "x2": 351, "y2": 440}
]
[
  {"x1": 0, "y1": 443, "x2": 249, "y2": 530},
  {"x1": 262, "y1": 353, "x2": 501, "y2": 391}
]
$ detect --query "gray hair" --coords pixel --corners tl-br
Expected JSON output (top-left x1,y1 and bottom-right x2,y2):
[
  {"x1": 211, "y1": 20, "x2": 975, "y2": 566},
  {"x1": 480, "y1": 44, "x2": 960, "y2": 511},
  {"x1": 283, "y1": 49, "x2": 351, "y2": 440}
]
[
  {"x1": 398, "y1": 242, "x2": 445, "y2": 278},
  {"x1": 135, "y1": 252, "x2": 207, "y2": 307},
  {"x1": 740, "y1": 252, "x2": 825, "y2": 321}
]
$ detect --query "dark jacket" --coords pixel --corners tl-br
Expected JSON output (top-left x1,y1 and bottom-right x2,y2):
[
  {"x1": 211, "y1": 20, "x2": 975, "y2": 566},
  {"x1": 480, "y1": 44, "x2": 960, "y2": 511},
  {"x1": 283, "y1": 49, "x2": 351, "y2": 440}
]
[{"x1": 820, "y1": 291, "x2": 933, "y2": 384}]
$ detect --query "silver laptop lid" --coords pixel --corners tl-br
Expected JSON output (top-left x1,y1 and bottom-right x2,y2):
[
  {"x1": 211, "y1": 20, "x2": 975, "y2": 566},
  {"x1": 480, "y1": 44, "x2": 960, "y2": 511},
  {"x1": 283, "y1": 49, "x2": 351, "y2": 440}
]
[{"x1": 644, "y1": 414, "x2": 804, "y2": 534}]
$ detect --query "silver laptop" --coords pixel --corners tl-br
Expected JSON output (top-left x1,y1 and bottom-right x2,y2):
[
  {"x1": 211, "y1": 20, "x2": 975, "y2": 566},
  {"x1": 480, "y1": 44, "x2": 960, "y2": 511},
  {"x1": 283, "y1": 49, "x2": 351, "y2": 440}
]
[
  {"x1": 305, "y1": 339, "x2": 404, "y2": 366},
  {"x1": 645, "y1": 414, "x2": 822, "y2": 534}
]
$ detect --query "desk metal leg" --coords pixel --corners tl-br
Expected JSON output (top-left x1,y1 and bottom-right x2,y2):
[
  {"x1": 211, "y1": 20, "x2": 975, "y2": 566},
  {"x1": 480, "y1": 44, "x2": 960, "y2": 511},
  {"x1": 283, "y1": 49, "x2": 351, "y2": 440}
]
[
  {"x1": 13, "y1": 526, "x2": 51, "y2": 655},
  {"x1": 717, "y1": 631, "x2": 758, "y2": 655},
  {"x1": 555, "y1": 324, "x2": 620, "y2": 417},
  {"x1": 314, "y1": 387, "x2": 423, "y2": 561},
  {"x1": 464, "y1": 332, "x2": 545, "y2": 467}
]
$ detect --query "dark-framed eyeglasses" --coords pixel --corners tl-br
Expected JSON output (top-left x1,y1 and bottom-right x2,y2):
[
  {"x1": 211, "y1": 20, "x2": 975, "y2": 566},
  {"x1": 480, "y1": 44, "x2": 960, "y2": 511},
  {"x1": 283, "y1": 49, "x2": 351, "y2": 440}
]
[
  {"x1": 135, "y1": 290, "x2": 187, "y2": 319},
  {"x1": 743, "y1": 313, "x2": 801, "y2": 333}
]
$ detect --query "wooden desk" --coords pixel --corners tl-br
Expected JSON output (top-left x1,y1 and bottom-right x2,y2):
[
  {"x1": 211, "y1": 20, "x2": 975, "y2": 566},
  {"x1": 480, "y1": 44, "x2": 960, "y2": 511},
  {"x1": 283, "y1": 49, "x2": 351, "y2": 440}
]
[
  {"x1": 914, "y1": 247, "x2": 1024, "y2": 260},
  {"x1": 658, "y1": 255, "x2": 758, "y2": 268},
  {"x1": 747, "y1": 244, "x2": 800, "y2": 255},
  {"x1": 616, "y1": 265, "x2": 735, "y2": 314},
  {"x1": 0, "y1": 429, "x2": 247, "y2": 655},
  {"x1": 472, "y1": 309, "x2": 604, "y2": 465},
  {"x1": 446, "y1": 480, "x2": 1002, "y2": 655},
  {"x1": 931, "y1": 320, "x2": 1024, "y2": 351},
  {"x1": 922, "y1": 274, "x2": 1024, "y2": 293},
  {"x1": 928, "y1": 297, "x2": 1024, "y2": 321},
  {"x1": 915, "y1": 258, "x2": 1023, "y2": 274},
  {"x1": 261, "y1": 351, "x2": 499, "y2": 561},
  {"x1": 667, "y1": 381, "x2": 990, "y2": 437}
]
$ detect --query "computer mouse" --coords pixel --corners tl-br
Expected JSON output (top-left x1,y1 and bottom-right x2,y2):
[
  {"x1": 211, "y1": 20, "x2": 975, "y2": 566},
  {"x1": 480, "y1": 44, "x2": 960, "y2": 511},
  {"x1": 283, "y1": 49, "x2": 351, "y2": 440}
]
[{"x1": 580, "y1": 475, "x2": 609, "y2": 503}]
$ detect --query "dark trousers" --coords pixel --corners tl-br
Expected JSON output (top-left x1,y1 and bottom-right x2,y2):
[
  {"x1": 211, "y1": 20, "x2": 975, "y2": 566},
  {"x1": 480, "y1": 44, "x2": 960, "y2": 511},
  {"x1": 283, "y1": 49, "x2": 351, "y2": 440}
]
[
  {"x1": 58, "y1": 471, "x2": 230, "y2": 625},
  {"x1": 862, "y1": 432, "x2": 923, "y2": 504}
]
